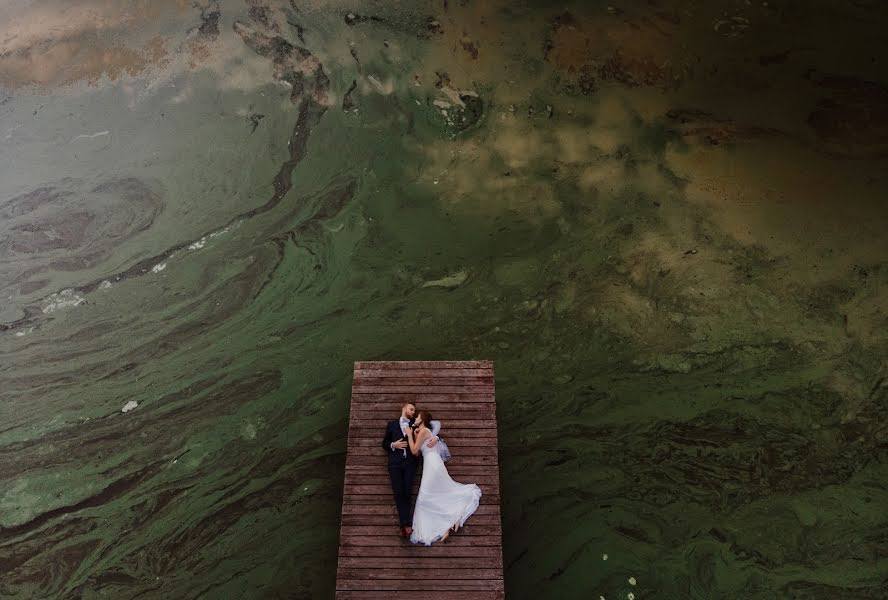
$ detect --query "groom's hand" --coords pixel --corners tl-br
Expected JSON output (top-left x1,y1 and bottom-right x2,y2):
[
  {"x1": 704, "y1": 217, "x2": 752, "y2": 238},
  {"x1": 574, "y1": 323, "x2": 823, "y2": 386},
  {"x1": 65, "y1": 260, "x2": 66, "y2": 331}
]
[
  {"x1": 428, "y1": 437, "x2": 438, "y2": 448},
  {"x1": 392, "y1": 440, "x2": 408, "y2": 450}
]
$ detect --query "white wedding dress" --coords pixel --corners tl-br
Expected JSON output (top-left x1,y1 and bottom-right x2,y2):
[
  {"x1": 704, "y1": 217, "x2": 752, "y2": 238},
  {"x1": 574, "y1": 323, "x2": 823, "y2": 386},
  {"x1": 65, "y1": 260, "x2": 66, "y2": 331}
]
[{"x1": 410, "y1": 429, "x2": 482, "y2": 546}]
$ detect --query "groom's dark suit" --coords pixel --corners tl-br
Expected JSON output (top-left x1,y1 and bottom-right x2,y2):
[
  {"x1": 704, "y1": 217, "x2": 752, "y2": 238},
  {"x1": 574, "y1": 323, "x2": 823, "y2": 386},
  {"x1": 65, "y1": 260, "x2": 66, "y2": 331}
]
[{"x1": 382, "y1": 418, "x2": 419, "y2": 528}]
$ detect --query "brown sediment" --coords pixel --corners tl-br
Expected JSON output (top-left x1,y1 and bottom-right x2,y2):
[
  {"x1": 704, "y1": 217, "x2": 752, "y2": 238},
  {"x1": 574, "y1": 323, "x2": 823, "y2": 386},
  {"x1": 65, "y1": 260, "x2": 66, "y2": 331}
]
[
  {"x1": 544, "y1": 11, "x2": 587, "y2": 71},
  {"x1": 0, "y1": 35, "x2": 171, "y2": 88},
  {"x1": 545, "y1": 9, "x2": 687, "y2": 91},
  {"x1": 665, "y1": 109, "x2": 783, "y2": 145},
  {"x1": 0, "y1": 0, "x2": 233, "y2": 88},
  {"x1": 599, "y1": 49, "x2": 681, "y2": 89}
]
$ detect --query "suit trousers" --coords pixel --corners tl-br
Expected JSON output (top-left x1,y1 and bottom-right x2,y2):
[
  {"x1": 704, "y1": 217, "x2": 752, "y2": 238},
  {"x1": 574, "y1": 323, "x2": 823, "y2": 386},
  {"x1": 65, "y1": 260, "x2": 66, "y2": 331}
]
[{"x1": 388, "y1": 460, "x2": 417, "y2": 527}]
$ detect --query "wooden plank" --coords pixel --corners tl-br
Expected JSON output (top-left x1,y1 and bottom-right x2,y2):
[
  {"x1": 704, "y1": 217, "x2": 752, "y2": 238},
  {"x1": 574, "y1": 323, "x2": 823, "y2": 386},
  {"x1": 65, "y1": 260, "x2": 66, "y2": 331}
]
[
  {"x1": 348, "y1": 419, "x2": 497, "y2": 429},
  {"x1": 353, "y1": 368, "x2": 493, "y2": 377},
  {"x1": 339, "y1": 567, "x2": 502, "y2": 580},
  {"x1": 346, "y1": 455, "x2": 495, "y2": 468},
  {"x1": 337, "y1": 592, "x2": 504, "y2": 600},
  {"x1": 340, "y1": 524, "x2": 499, "y2": 537},
  {"x1": 345, "y1": 466, "x2": 498, "y2": 477},
  {"x1": 354, "y1": 360, "x2": 493, "y2": 369},
  {"x1": 337, "y1": 579, "x2": 504, "y2": 591},
  {"x1": 342, "y1": 490, "x2": 500, "y2": 507},
  {"x1": 345, "y1": 473, "x2": 499, "y2": 485},
  {"x1": 340, "y1": 491, "x2": 501, "y2": 509},
  {"x1": 348, "y1": 428, "x2": 495, "y2": 439},
  {"x1": 351, "y1": 416, "x2": 493, "y2": 426},
  {"x1": 341, "y1": 478, "x2": 498, "y2": 493},
  {"x1": 340, "y1": 503, "x2": 500, "y2": 516},
  {"x1": 369, "y1": 427, "x2": 493, "y2": 439},
  {"x1": 346, "y1": 430, "x2": 498, "y2": 441},
  {"x1": 348, "y1": 420, "x2": 496, "y2": 429},
  {"x1": 352, "y1": 385, "x2": 494, "y2": 394},
  {"x1": 354, "y1": 372, "x2": 493, "y2": 381},
  {"x1": 337, "y1": 517, "x2": 500, "y2": 529},
  {"x1": 350, "y1": 415, "x2": 498, "y2": 425},
  {"x1": 337, "y1": 545, "x2": 503, "y2": 558},
  {"x1": 353, "y1": 437, "x2": 496, "y2": 448},
  {"x1": 341, "y1": 510, "x2": 501, "y2": 524},
  {"x1": 346, "y1": 437, "x2": 495, "y2": 448},
  {"x1": 339, "y1": 508, "x2": 499, "y2": 520},
  {"x1": 345, "y1": 471, "x2": 496, "y2": 483},
  {"x1": 346, "y1": 431, "x2": 498, "y2": 443},
  {"x1": 342, "y1": 499, "x2": 500, "y2": 512},
  {"x1": 340, "y1": 534, "x2": 501, "y2": 547},
  {"x1": 352, "y1": 376, "x2": 494, "y2": 386},
  {"x1": 337, "y1": 556, "x2": 503, "y2": 569},
  {"x1": 351, "y1": 393, "x2": 495, "y2": 402},
  {"x1": 343, "y1": 483, "x2": 493, "y2": 494},
  {"x1": 344, "y1": 483, "x2": 499, "y2": 495},
  {"x1": 349, "y1": 401, "x2": 496, "y2": 411},
  {"x1": 349, "y1": 413, "x2": 498, "y2": 422},
  {"x1": 346, "y1": 482, "x2": 499, "y2": 501},
  {"x1": 367, "y1": 446, "x2": 498, "y2": 457},
  {"x1": 346, "y1": 433, "x2": 498, "y2": 446},
  {"x1": 345, "y1": 453, "x2": 498, "y2": 469},
  {"x1": 340, "y1": 513, "x2": 501, "y2": 526},
  {"x1": 344, "y1": 466, "x2": 498, "y2": 475},
  {"x1": 344, "y1": 473, "x2": 498, "y2": 484}
]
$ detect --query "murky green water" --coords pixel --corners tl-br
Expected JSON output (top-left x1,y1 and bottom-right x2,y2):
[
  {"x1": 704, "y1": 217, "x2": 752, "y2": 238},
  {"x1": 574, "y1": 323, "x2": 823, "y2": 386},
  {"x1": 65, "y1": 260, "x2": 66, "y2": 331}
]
[{"x1": 1, "y1": 0, "x2": 887, "y2": 598}]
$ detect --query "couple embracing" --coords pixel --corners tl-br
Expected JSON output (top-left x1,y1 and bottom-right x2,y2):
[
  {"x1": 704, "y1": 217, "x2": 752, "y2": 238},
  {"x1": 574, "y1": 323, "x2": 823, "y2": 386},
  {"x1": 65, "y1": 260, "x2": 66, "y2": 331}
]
[{"x1": 382, "y1": 401, "x2": 482, "y2": 545}]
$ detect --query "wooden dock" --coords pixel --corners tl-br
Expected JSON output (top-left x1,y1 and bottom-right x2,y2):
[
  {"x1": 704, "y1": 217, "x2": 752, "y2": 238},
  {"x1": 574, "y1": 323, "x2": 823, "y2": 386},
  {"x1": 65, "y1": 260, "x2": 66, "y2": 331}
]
[{"x1": 336, "y1": 360, "x2": 504, "y2": 599}]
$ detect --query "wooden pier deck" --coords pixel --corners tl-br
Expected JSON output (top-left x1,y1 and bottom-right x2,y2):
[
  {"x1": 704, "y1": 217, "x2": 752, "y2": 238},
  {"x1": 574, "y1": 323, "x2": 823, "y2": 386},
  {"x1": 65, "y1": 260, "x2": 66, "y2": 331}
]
[{"x1": 336, "y1": 360, "x2": 504, "y2": 599}]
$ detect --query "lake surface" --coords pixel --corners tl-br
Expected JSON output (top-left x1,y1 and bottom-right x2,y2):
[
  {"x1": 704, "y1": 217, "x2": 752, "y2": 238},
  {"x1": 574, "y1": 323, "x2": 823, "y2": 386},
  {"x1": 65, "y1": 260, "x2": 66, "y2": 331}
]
[{"x1": 1, "y1": 1, "x2": 887, "y2": 598}]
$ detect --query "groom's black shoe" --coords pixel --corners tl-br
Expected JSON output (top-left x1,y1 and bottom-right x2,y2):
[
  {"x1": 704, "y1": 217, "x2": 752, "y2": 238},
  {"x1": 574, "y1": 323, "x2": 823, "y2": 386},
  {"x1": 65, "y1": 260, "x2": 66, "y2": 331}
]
[{"x1": 397, "y1": 526, "x2": 406, "y2": 538}]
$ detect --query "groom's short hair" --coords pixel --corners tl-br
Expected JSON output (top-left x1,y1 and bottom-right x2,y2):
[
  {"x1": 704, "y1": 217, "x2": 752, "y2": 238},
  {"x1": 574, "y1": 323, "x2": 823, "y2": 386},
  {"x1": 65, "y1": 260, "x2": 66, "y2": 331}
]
[{"x1": 402, "y1": 401, "x2": 415, "y2": 409}]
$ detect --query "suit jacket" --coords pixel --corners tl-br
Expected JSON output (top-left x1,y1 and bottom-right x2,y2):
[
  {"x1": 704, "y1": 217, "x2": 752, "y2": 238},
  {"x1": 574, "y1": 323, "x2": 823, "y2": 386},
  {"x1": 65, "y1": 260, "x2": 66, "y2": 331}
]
[{"x1": 382, "y1": 419, "x2": 419, "y2": 466}]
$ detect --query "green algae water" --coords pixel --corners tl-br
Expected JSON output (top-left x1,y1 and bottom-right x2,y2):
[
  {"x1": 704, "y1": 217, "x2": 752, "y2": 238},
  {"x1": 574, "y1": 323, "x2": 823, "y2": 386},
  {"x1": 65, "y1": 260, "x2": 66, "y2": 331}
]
[{"x1": 1, "y1": 1, "x2": 887, "y2": 598}]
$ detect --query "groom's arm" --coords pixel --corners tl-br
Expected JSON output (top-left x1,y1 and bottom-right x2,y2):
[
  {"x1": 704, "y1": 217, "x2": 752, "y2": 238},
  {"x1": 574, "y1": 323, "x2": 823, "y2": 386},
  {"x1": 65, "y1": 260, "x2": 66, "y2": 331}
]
[{"x1": 382, "y1": 423, "x2": 393, "y2": 452}]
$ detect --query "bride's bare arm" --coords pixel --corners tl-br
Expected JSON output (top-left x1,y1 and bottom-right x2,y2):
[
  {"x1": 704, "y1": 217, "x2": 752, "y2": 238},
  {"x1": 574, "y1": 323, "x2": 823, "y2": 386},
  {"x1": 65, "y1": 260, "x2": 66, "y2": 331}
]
[{"x1": 407, "y1": 428, "x2": 429, "y2": 456}]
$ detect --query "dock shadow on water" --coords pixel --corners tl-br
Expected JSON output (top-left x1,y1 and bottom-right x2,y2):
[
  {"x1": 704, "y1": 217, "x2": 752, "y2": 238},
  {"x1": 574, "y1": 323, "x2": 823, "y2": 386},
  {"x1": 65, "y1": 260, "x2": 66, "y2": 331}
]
[{"x1": 1, "y1": 0, "x2": 887, "y2": 598}]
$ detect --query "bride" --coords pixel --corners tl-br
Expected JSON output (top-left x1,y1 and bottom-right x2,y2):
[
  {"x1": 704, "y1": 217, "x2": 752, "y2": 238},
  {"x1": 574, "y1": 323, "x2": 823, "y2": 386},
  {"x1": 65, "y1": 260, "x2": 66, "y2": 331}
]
[{"x1": 405, "y1": 410, "x2": 482, "y2": 545}]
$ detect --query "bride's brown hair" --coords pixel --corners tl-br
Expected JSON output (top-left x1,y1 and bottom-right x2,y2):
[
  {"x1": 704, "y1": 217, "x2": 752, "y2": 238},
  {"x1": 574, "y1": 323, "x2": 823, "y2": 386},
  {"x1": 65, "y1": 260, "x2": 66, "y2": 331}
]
[{"x1": 416, "y1": 410, "x2": 433, "y2": 427}]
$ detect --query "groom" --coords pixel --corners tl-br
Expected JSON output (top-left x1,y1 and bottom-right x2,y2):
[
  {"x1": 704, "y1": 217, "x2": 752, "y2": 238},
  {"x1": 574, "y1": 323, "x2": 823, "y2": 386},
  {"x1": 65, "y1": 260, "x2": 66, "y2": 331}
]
[{"x1": 382, "y1": 401, "x2": 436, "y2": 538}]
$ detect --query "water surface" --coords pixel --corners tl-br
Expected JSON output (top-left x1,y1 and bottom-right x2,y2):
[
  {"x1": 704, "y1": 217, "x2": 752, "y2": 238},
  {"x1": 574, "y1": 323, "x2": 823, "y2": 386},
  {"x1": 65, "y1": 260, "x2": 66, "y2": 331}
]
[{"x1": 1, "y1": 1, "x2": 887, "y2": 598}]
